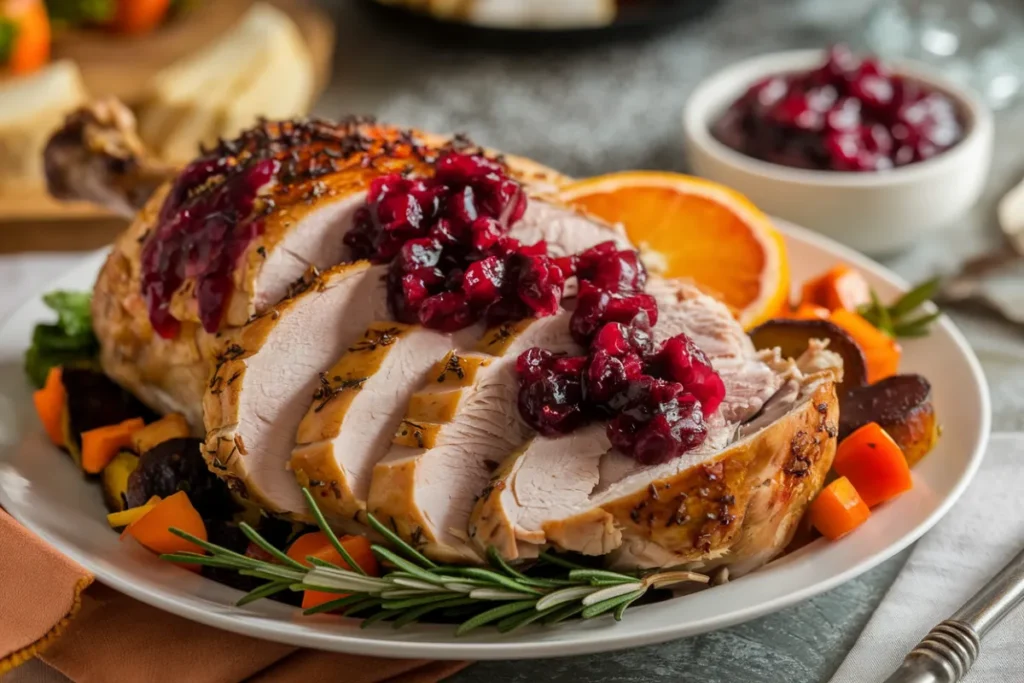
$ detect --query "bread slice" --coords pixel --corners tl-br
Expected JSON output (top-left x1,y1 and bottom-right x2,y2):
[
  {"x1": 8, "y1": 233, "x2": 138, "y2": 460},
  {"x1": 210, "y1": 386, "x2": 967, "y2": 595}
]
[
  {"x1": 140, "y1": 3, "x2": 314, "y2": 163},
  {"x1": 0, "y1": 61, "x2": 88, "y2": 191}
]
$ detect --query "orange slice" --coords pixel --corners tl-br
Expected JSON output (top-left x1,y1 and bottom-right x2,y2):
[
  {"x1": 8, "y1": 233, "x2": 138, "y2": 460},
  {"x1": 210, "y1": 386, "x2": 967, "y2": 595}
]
[{"x1": 559, "y1": 172, "x2": 790, "y2": 329}]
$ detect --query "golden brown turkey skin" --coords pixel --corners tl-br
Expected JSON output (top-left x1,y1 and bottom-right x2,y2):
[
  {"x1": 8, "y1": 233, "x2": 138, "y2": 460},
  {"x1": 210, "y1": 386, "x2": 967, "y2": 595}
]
[{"x1": 90, "y1": 118, "x2": 568, "y2": 428}]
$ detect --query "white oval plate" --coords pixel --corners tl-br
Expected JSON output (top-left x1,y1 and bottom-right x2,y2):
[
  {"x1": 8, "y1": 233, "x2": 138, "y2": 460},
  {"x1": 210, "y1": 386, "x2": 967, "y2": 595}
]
[{"x1": 0, "y1": 219, "x2": 990, "y2": 660}]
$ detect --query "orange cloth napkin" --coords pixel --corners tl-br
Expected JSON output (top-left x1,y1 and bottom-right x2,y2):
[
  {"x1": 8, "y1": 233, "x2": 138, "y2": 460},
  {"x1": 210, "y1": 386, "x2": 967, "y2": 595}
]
[{"x1": 0, "y1": 510, "x2": 468, "y2": 682}]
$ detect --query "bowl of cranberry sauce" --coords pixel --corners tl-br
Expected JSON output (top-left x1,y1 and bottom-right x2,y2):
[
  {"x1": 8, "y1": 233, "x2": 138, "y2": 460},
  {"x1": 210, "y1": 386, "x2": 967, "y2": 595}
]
[{"x1": 683, "y1": 48, "x2": 993, "y2": 255}]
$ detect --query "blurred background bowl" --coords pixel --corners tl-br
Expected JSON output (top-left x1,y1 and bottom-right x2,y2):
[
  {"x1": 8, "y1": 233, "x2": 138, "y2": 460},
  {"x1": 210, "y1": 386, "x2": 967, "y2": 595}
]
[{"x1": 682, "y1": 49, "x2": 994, "y2": 256}]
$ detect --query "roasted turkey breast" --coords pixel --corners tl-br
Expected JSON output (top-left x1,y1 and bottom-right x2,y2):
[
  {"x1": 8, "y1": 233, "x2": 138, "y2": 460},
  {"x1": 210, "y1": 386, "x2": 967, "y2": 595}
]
[
  {"x1": 88, "y1": 118, "x2": 572, "y2": 429},
  {"x1": 77, "y1": 114, "x2": 844, "y2": 580}
]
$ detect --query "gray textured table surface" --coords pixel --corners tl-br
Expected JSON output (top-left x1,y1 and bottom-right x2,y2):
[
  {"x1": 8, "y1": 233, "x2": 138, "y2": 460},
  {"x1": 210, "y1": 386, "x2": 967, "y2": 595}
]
[{"x1": 310, "y1": 0, "x2": 1024, "y2": 681}]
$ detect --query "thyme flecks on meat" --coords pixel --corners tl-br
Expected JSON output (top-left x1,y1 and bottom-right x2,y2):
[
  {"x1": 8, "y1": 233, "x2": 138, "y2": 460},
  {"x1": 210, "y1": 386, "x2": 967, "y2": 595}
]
[{"x1": 160, "y1": 488, "x2": 709, "y2": 634}]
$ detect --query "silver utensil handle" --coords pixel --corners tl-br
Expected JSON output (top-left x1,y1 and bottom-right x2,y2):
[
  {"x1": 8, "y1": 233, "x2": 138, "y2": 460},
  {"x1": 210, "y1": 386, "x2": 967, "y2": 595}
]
[{"x1": 883, "y1": 545, "x2": 1024, "y2": 683}]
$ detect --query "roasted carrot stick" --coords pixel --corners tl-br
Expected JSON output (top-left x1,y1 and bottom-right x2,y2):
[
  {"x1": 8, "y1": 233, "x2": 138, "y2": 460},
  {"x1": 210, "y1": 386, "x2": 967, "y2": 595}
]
[
  {"x1": 286, "y1": 531, "x2": 380, "y2": 610},
  {"x1": 833, "y1": 422, "x2": 912, "y2": 508},
  {"x1": 808, "y1": 476, "x2": 871, "y2": 541},
  {"x1": 33, "y1": 366, "x2": 65, "y2": 446}
]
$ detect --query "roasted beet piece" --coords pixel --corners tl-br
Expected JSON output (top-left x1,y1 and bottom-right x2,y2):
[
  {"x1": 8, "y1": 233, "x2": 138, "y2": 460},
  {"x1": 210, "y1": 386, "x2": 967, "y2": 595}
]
[
  {"x1": 61, "y1": 368, "x2": 156, "y2": 465},
  {"x1": 839, "y1": 374, "x2": 938, "y2": 466},
  {"x1": 125, "y1": 438, "x2": 235, "y2": 520}
]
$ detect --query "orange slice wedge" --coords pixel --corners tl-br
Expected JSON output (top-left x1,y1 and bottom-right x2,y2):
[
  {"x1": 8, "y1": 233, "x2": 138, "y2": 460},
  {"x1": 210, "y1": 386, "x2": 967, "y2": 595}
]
[{"x1": 559, "y1": 172, "x2": 790, "y2": 329}]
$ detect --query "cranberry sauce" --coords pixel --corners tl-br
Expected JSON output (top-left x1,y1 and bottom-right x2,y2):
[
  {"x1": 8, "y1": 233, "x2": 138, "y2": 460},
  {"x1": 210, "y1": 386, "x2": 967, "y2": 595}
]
[
  {"x1": 346, "y1": 151, "x2": 566, "y2": 331},
  {"x1": 516, "y1": 242, "x2": 726, "y2": 465},
  {"x1": 713, "y1": 46, "x2": 964, "y2": 172},
  {"x1": 140, "y1": 117, "x2": 433, "y2": 339},
  {"x1": 141, "y1": 157, "x2": 277, "y2": 338}
]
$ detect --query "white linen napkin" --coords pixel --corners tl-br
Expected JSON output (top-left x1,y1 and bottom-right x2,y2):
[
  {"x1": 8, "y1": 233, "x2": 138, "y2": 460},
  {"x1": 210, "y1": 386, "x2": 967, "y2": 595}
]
[{"x1": 831, "y1": 432, "x2": 1024, "y2": 682}]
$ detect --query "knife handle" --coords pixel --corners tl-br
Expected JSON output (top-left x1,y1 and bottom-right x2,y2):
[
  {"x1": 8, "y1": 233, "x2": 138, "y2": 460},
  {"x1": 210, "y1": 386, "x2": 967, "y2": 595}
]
[{"x1": 883, "y1": 545, "x2": 1024, "y2": 683}]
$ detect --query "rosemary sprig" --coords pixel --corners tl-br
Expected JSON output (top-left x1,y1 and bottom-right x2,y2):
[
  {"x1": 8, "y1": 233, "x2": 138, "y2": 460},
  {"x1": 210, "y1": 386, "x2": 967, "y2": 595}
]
[
  {"x1": 160, "y1": 488, "x2": 708, "y2": 634},
  {"x1": 859, "y1": 277, "x2": 942, "y2": 339}
]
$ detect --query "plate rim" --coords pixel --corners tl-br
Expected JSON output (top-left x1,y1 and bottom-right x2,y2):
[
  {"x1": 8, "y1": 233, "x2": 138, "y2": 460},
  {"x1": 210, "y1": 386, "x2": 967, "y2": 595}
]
[{"x1": 0, "y1": 219, "x2": 991, "y2": 660}]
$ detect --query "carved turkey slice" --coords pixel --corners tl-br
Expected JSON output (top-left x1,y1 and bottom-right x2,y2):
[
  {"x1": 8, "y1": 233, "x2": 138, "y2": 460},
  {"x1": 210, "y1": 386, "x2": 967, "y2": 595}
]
[{"x1": 470, "y1": 283, "x2": 842, "y2": 576}]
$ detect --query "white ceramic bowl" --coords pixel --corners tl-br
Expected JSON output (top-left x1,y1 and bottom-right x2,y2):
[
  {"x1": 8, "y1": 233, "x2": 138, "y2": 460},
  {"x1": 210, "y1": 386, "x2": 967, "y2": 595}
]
[{"x1": 683, "y1": 49, "x2": 994, "y2": 255}]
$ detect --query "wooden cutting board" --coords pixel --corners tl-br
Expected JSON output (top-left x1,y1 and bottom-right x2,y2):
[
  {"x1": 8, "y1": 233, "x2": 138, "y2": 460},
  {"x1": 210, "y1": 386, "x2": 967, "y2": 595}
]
[{"x1": 0, "y1": 0, "x2": 334, "y2": 231}]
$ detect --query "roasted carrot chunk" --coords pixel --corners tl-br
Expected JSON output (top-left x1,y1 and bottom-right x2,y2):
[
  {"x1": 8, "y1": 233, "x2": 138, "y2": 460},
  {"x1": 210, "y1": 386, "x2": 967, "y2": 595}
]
[
  {"x1": 286, "y1": 532, "x2": 380, "y2": 610},
  {"x1": 828, "y1": 308, "x2": 901, "y2": 383},
  {"x1": 33, "y1": 366, "x2": 66, "y2": 446},
  {"x1": 800, "y1": 265, "x2": 871, "y2": 311},
  {"x1": 122, "y1": 491, "x2": 206, "y2": 570},
  {"x1": 80, "y1": 417, "x2": 145, "y2": 474},
  {"x1": 809, "y1": 476, "x2": 871, "y2": 540},
  {"x1": 786, "y1": 303, "x2": 831, "y2": 320},
  {"x1": 833, "y1": 422, "x2": 912, "y2": 508}
]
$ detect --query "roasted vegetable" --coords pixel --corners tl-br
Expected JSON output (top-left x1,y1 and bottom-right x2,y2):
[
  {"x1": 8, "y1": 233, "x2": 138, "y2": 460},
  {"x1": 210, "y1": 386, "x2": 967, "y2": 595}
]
[
  {"x1": 81, "y1": 417, "x2": 144, "y2": 474},
  {"x1": 122, "y1": 491, "x2": 206, "y2": 565},
  {"x1": 800, "y1": 265, "x2": 871, "y2": 312},
  {"x1": 749, "y1": 318, "x2": 868, "y2": 394},
  {"x1": 25, "y1": 291, "x2": 98, "y2": 389},
  {"x1": 839, "y1": 374, "x2": 938, "y2": 467},
  {"x1": 829, "y1": 309, "x2": 901, "y2": 384},
  {"x1": 1, "y1": 0, "x2": 49, "y2": 74},
  {"x1": 32, "y1": 366, "x2": 65, "y2": 446},
  {"x1": 101, "y1": 450, "x2": 139, "y2": 512},
  {"x1": 60, "y1": 368, "x2": 155, "y2": 467},
  {"x1": 107, "y1": 495, "x2": 158, "y2": 529},
  {"x1": 808, "y1": 476, "x2": 870, "y2": 541},
  {"x1": 286, "y1": 532, "x2": 380, "y2": 609},
  {"x1": 131, "y1": 413, "x2": 191, "y2": 455},
  {"x1": 125, "y1": 437, "x2": 235, "y2": 520},
  {"x1": 833, "y1": 422, "x2": 912, "y2": 508}
]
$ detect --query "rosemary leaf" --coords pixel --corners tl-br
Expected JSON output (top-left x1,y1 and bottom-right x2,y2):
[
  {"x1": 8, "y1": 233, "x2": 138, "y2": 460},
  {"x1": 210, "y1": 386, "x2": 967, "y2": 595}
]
[
  {"x1": 449, "y1": 567, "x2": 545, "y2": 594},
  {"x1": 869, "y1": 289, "x2": 895, "y2": 337},
  {"x1": 302, "y1": 593, "x2": 369, "y2": 616},
  {"x1": 888, "y1": 277, "x2": 941, "y2": 320},
  {"x1": 392, "y1": 598, "x2": 477, "y2": 629},
  {"x1": 581, "y1": 582, "x2": 645, "y2": 606},
  {"x1": 538, "y1": 551, "x2": 589, "y2": 570},
  {"x1": 541, "y1": 602, "x2": 586, "y2": 625},
  {"x1": 535, "y1": 585, "x2": 600, "y2": 612},
  {"x1": 442, "y1": 582, "x2": 476, "y2": 594},
  {"x1": 581, "y1": 589, "x2": 646, "y2": 619},
  {"x1": 239, "y1": 522, "x2": 307, "y2": 571},
  {"x1": 568, "y1": 569, "x2": 638, "y2": 585},
  {"x1": 379, "y1": 589, "x2": 440, "y2": 600},
  {"x1": 389, "y1": 577, "x2": 443, "y2": 591},
  {"x1": 468, "y1": 588, "x2": 539, "y2": 601},
  {"x1": 371, "y1": 546, "x2": 447, "y2": 585},
  {"x1": 301, "y1": 488, "x2": 367, "y2": 576},
  {"x1": 613, "y1": 592, "x2": 645, "y2": 621},
  {"x1": 364, "y1": 513, "x2": 438, "y2": 569},
  {"x1": 343, "y1": 598, "x2": 385, "y2": 618},
  {"x1": 361, "y1": 609, "x2": 401, "y2": 628},
  {"x1": 456, "y1": 600, "x2": 537, "y2": 637},
  {"x1": 382, "y1": 593, "x2": 465, "y2": 611},
  {"x1": 892, "y1": 310, "x2": 942, "y2": 337},
  {"x1": 237, "y1": 581, "x2": 292, "y2": 606}
]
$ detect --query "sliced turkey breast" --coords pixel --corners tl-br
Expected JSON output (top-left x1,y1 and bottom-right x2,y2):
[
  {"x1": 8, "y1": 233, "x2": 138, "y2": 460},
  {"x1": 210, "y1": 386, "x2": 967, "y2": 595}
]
[
  {"x1": 469, "y1": 282, "x2": 834, "y2": 571},
  {"x1": 90, "y1": 119, "x2": 572, "y2": 427},
  {"x1": 472, "y1": 341, "x2": 840, "y2": 575},
  {"x1": 367, "y1": 313, "x2": 581, "y2": 564},
  {"x1": 203, "y1": 261, "x2": 393, "y2": 514},
  {"x1": 290, "y1": 323, "x2": 479, "y2": 528}
]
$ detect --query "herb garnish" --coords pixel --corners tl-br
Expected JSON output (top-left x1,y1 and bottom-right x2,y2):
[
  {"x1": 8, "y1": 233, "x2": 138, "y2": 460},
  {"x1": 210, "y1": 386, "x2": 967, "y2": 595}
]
[
  {"x1": 859, "y1": 277, "x2": 942, "y2": 339},
  {"x1": 25, "y1": 291, "x2": 99, "y2": 388},
  {"x1": 162, "y1": 489, "x2": 708, "y2": 634}
]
